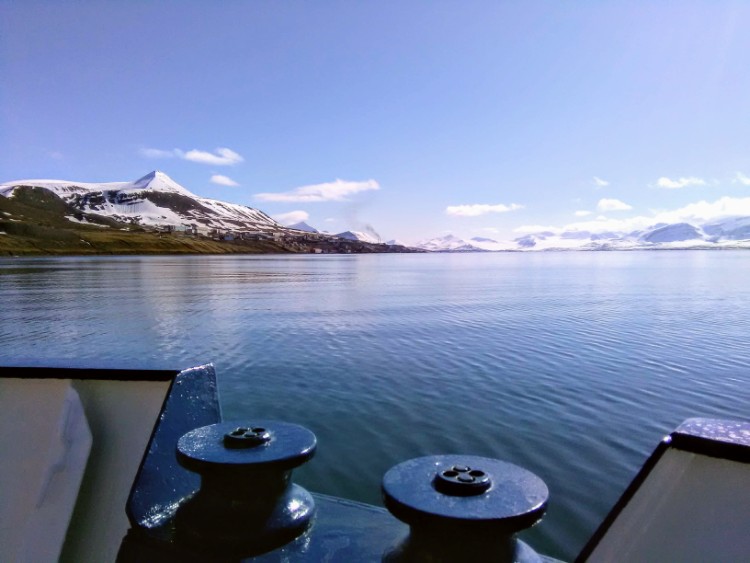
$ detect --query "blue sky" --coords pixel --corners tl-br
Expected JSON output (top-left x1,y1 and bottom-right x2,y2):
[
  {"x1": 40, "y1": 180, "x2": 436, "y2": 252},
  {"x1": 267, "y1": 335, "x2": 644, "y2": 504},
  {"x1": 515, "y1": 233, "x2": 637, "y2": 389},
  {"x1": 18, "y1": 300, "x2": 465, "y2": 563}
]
[{"x1": 2, "y1": 1, "x2": 749, "y2": 244}]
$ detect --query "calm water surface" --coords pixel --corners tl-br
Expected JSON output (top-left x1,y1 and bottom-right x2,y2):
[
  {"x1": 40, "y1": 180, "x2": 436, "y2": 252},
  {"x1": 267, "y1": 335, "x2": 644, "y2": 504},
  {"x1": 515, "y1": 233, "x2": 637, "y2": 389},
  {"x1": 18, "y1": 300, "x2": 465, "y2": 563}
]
[{"x1": 1, "y1": 251, "x2": 748, "y2": 559}]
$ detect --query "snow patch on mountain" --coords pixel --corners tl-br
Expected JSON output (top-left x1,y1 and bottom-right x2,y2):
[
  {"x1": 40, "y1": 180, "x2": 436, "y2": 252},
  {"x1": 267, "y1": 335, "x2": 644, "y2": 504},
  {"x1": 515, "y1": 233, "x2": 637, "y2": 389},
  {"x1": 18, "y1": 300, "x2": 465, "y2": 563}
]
[
  {"x1": 702, "y1": 216, "x2": 750, "y2": 240},
  {"x1": 417, "y1": 234, "x2": 485, "y2": 251},
  {"x1": 335, "y1": 230, "x2": 381, "y2": 244},
  {"x1": 417, "y1": 216, "x2": 750, "y2": 252},
  {"x1": 640, "y1": 222, "x2": 703, "y2": 243},
  {"x1": 0, "y1": 171, "x2": 281, "y2": 232},
  {"x1": 129, "y1": 171, "x2": 196, "y2": 196}
]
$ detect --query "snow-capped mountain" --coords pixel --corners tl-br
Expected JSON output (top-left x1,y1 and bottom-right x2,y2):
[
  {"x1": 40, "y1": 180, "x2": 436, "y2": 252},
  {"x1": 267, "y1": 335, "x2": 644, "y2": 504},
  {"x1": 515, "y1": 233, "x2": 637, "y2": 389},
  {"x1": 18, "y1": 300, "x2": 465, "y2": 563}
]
[
  {"x1": 0, "y1": 170, "x2": 193, "y2": 199},
  {"x1": 416, "y1": 218, "x2": 750, "y2": 252},
  {"x1": 416, "y1": 234, "x2": 487, "y2": 252},
  {"x1": 702, "y1": 216, "x2": 750, "y2": 240},
  {"x1": 335, "y1": 230, "x2": 381, "y2": 244},
  {"x1": 0, "y1": 171, "x2": 282, "y2": 232},
  {"x1": 288, "y1": 221, "x2": 319, "y2": 233},
  {"x1": 639, "y1": 222, "x2": 703, "y2": 244}
]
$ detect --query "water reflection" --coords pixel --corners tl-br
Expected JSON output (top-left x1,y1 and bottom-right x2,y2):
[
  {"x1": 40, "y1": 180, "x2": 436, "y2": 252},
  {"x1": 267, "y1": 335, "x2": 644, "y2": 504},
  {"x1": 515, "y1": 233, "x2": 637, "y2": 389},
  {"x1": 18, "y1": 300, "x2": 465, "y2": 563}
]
[{"x1": 1, "y1": 252, "x2": 749, "y2": 559}]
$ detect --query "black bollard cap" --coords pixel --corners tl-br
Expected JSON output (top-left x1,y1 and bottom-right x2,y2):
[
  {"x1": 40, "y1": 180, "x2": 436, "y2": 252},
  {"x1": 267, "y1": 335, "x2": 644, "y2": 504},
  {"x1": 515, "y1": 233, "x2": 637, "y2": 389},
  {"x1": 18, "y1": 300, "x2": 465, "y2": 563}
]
[
  {"x1": 382, "y1": 455, "x2": 548, "y2": 534},
  {"x1": 177, "y1": 420, "x2": 316, "y2": 474}
]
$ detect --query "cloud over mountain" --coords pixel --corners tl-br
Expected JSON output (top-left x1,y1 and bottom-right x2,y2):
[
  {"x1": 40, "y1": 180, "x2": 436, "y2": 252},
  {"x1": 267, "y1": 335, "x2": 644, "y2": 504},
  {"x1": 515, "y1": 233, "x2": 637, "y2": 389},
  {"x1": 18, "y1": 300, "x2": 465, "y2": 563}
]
[
  {"x1": 656, "y1": 176, "x2": 706, "y2": 189},
  {"x1": 273, "y1": 210, "x2": 310, "y2": 225},
  {"x1": 445, "y1": 203, "x2": 523, "y2": 217},
  {"x1": 255, "y1": 179, "x2": 380, "y2": 202},
  {"x1": 517, "y1": 196, "x2": 750, "y2": 237},
  {"x1": 597, "y1": 198, "x2": 632, "y2": 212},
  {"x1": 183, "y1": 148, "x2": 243, "y2": 166},
  {"x1": 140, "y1": 147, "x2": 244, "y2": 166},
  {"x1": 210, "y1": 174, "x2": 239, "y2": 186}
]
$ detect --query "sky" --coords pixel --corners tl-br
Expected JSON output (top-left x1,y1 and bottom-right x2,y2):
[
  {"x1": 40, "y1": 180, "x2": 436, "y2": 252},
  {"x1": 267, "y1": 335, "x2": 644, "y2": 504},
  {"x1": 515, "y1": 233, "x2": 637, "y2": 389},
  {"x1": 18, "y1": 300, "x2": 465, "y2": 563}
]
[{"x1": 2, "y1": 1, "x2": 749, "y2": 245}]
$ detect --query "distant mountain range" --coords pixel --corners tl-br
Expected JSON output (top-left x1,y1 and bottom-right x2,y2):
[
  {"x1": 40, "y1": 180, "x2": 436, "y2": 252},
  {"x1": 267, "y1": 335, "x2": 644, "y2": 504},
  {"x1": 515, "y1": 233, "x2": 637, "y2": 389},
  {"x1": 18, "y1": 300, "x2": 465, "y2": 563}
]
[
  {"x1": 0, "y1": 171, "x2": 416, "y2": 255},
  {"x1": 417, "y1": 220, "x2": 750, "y2": 252},
  {"x1": 0, "y1": 172, "x2": 398, "y2": 245},
  {"x1": 4, "y1": 171, "x2": 749, "y2": 253},
  {"x1": 416, "y1": 234, "x2": 485, "y2": 252}
]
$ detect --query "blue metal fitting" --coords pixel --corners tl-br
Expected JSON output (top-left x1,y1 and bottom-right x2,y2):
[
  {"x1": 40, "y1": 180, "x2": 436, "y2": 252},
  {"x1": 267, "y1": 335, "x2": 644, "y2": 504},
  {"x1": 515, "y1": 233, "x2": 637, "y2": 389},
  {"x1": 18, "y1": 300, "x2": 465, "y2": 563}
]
[
  {"x1": 382, "y1": 455, "x2": 549, "y2": 562},
  {"x1": 174, "y1": 420, "x2": 316, "y2": 557}
]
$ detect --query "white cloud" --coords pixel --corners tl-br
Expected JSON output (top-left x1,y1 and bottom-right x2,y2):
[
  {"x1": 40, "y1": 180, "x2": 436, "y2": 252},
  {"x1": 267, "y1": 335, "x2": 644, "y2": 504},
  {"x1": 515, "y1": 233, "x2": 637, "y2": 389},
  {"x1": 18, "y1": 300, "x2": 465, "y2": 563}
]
[
  {"x1": 514, "y1": 224, "x2": 559, "y2": 234},
  {"x1": 597, "y1": 198, "x2": 632, "y2": 212},
  {"x1": 255, "y1": 179, "x2": 380, "y2": 202},
  {"x1": 183, "y1": 147, "x2": 244, "y2": 166},
  {"x1": 574, "y1": 210, "x2": 592, "y2": 217},
  {"x1": 517, "y1": 196, "x2": 750, "y2": 236},
  {"x1": 210, "y1": 174, "x2": 239, "y2": 187},
  {"x1": 651, "y1": 196, "x2": 750, "y2": 224},
  {"x1": 734, "y1": 172, "x2": 750, "y2": 186},
  {"x1": 593, "y1": 176, "x2": 609, "y2": 187},
  {"x1": 656, "y1": 176, "x2": 707, "y2": 189},
  {"x1": 48, "y1": 151, "x2": 64, "y2": 160},
  {"x1": 445, "y1": 203, "x2": 524, "y2": 217},
  {"x1": 140, "y1": 147, "x2": 244, "y2": 166},
  {"x1": 273, "y1": 210, "x2": 309, "y2": 225}
]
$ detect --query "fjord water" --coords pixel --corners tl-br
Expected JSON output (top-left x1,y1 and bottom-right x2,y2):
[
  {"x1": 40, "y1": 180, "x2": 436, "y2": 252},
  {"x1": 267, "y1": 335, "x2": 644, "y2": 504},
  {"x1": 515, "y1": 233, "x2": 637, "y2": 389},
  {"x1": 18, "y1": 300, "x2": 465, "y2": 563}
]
[{"x1": 1, "y1": 251, "x2": 748, "y2": 559}]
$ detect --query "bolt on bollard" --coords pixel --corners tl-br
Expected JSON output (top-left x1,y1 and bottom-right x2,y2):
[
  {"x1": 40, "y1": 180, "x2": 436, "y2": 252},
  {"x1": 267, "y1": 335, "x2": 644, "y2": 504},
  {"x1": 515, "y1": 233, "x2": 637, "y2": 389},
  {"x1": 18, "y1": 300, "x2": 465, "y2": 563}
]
[
  {"x1": 174, "y1": 420, "x2": 316, "y2": 557},
  {"x1": 381, "y1": 455, "x2": 549, "y2": 563}
]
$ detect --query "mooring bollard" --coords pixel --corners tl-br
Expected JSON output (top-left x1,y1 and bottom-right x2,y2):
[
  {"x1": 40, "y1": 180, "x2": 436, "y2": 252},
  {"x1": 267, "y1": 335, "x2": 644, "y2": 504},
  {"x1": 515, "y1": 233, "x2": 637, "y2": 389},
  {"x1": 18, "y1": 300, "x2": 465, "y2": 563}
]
[
  {"x1": 381, "y1": 455, "x2": 548, "y2": 562},
  {"x1": 174, "y1": 420, "x2": 316, "y2": 557}
]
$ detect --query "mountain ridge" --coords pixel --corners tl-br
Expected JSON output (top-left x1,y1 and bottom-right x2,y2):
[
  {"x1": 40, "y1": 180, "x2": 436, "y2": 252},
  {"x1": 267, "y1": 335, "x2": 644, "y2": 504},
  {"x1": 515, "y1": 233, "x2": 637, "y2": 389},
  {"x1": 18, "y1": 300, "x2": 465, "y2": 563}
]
[
  {"x1": 0, "y1": 171, "x2": 418, "y2": 256},
  {"x1": 1, "y1": 171, "x2": 281, "y2": 233},
  {"x1": 4, "y1": 171, "x2": 750, "y2": 253},
  {"x1": 417, "y1": 220, "x2": 750, "y2": 252}
]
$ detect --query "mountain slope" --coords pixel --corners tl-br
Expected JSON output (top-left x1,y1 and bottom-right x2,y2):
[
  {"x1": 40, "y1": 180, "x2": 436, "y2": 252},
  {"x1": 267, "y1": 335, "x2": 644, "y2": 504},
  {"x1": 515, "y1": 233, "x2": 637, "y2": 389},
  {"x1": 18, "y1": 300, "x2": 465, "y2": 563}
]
[
  {"x1": 0, "y1": 171, "x2": 415, "y2": 256},
  {"x1": 640, "y1": 222, "x2": 703, "y2": 243},
  {"x1": 0, "y1": 171, "x2": 281, "y2": 232},
  {"x1": 288, "y1": 221, "x2": 319, "y2": 233},
  {"x1": 335, "y1": 230, "x2": 381, "y2": 244}
]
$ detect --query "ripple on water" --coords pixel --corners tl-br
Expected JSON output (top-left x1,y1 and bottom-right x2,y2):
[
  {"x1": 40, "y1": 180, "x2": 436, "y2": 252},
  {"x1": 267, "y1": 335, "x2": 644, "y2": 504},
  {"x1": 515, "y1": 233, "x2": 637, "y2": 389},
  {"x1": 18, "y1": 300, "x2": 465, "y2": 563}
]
[{"x1": 2, "y1": 252, "x2": 750, "y2": 560}]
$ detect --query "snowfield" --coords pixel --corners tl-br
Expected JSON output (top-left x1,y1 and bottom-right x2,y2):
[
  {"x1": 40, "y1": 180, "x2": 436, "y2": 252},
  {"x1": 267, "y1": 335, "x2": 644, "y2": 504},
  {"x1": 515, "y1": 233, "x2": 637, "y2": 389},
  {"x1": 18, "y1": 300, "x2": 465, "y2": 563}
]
[{"x1": 417, "y1": 224, "x2": 750, "y2": 252}]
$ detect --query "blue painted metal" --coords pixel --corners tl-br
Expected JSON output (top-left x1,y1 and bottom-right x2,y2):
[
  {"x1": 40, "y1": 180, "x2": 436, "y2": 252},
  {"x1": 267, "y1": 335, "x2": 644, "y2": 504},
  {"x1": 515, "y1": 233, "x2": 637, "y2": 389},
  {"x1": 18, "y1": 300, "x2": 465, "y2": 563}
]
[
  {"x1": 382, "y1": 455, "x2": 549, "y2": 562},
  {"x1": 674, "y1": 418, "x2": 750, "y2": 445},
  {"x1": 670, "y1": 417, "x2": 750, "y2": 463},
  {"x1": 125, "y1": 364, "x2": 222, "y2": 529}
]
